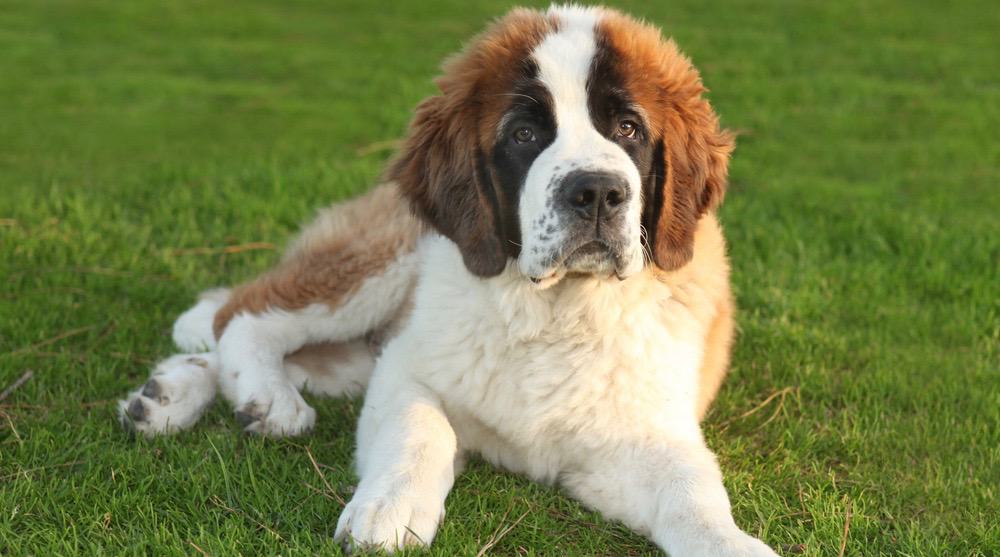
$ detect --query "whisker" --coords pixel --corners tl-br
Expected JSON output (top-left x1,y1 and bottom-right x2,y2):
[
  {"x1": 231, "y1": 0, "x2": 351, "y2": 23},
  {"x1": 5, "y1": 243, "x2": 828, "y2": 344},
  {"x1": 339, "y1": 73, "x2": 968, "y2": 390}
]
[{"x1": 639, "y1": 223, "x2": 653, "y2": 262}]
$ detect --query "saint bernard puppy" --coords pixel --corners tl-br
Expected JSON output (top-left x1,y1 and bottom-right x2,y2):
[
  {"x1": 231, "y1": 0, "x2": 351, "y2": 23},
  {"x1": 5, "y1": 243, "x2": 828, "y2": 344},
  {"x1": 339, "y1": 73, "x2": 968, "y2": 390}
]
[{"x1": 119, "y1": 5, "x2": 778, "y2": 556}]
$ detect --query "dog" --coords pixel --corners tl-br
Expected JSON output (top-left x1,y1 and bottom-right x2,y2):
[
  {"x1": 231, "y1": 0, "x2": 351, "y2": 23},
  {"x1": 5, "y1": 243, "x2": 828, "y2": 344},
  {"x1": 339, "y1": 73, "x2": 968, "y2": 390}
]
[{"x1": 118, "y1": 5, "x2": 778, "y2": 556}]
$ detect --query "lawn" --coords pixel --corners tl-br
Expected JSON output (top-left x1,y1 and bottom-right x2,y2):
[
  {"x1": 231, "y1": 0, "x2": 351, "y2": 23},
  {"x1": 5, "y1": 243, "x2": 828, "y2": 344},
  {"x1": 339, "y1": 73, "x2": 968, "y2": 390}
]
[{"x1": 1, "y1": 0, "x2": 997, "y2": 555}]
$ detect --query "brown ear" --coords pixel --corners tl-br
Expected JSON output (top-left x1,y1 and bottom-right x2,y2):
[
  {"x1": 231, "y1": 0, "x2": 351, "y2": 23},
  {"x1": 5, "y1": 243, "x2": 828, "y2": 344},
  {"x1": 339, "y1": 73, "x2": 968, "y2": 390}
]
[
  {"x1": 647, "y1": 98, "x2": 734, "y2": 271},
  {"x1": 387, "y1": 93, "x2": 507, "y2": 277}
]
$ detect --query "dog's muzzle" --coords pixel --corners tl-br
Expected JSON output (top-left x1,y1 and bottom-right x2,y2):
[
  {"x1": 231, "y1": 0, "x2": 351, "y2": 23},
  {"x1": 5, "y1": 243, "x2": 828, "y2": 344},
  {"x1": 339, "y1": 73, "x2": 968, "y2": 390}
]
[{"x1": 555, "y1": 170, "x2": 631, "y2": 275}]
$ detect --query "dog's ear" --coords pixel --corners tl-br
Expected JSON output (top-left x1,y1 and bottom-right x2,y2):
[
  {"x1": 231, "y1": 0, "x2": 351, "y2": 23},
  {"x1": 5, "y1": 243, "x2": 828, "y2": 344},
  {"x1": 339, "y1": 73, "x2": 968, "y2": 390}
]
[
  {"x1": 644, "y1": 95, "x2": 734, "y2": 271},
  {"x1": 388, "y1": 92, "x2": 507, "y2": 277}
]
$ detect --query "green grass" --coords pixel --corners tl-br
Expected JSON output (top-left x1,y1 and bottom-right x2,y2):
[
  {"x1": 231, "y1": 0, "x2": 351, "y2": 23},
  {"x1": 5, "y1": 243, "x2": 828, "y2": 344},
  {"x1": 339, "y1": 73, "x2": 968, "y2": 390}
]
[{"x1": 1, "y1": 0, "x2": 997, "y2": 555}]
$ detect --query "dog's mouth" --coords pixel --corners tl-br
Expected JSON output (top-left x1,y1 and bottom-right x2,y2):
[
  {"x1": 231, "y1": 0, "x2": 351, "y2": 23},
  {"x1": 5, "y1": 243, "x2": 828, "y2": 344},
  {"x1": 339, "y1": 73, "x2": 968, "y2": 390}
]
[
  {"x1": 563, "y1": 240, "x2": 616, "y2": 270},
  {"x1": 528, "y1": 240, "x2": 624, "y2": 288}
]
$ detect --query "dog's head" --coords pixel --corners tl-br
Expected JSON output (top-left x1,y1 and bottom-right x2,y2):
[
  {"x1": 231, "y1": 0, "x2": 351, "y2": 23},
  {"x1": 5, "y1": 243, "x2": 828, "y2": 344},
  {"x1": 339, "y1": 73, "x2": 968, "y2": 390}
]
[{"x1": 389, "y1": 5, "x2": 733, "y2": 287}]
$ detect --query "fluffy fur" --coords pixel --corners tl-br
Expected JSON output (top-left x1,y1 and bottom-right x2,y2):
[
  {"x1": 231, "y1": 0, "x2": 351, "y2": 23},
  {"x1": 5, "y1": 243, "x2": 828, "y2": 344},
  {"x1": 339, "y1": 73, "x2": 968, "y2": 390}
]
[{"x1": 118, "y1": 5, "x2": 776, "y2": 556}]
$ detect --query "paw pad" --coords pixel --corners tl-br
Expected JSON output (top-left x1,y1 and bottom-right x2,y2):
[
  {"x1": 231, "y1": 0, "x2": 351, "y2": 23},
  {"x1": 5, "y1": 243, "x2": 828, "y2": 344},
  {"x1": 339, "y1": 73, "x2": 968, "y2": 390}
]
[
  {"x1": 140, "y1": 380, "x2": 162, "y2": 401},
  {"x1": 234, "y1": 403, "x2": 263, "y2": 429},
  {"x1": 126, "y1": 398, "x2": 147, "y2": 421}
]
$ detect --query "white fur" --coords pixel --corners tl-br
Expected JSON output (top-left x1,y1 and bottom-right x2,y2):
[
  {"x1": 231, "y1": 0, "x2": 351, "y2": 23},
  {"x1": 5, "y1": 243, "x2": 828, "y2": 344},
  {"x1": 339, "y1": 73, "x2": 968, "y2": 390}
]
[
  {"x1": 171, "y1": 288, "x2": 230, "y2": 352},
  {"x1": 518, "y1": 5, "x2": 645, "y2": 283},
  {"x1": 117, "y1": 252, "x2": 417, "y2": 436},
  {"x1": 214, "y1": 251, "x2": 419, "y2": 435},
  {"x1": 117, "y1": 353, "x2": 219, "y2": 437},
  {"x1": 120, "y1": 291, "x2": 228, "y2": 436},
  {"x1": 335, "y1": 236, "x2": 775, "y2": 556}
]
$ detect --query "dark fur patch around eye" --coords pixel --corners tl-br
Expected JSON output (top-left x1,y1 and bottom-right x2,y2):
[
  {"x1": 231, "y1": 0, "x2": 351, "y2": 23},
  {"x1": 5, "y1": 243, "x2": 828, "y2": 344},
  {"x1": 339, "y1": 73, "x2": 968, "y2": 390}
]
[
  {"x1": 594, "y1": 13, "x2": 734, "y2": 271},
  {"x1": 587, "y1": 35, "x2": 659, "y2": 258},
  {"x1": 489, "y1": 74, "x2": 557, "y2": 258}
]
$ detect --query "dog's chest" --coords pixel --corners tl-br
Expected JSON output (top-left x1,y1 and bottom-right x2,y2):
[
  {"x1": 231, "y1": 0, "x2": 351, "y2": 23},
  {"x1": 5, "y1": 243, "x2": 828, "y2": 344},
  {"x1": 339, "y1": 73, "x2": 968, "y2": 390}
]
[{"x1": 409, "y1": 260, "x2": 705, "y2": 463}]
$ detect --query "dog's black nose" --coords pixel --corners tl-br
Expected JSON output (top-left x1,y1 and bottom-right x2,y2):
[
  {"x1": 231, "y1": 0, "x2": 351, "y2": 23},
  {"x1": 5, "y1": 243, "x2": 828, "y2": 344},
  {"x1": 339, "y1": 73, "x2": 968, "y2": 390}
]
[{"x1": 561, "y1": 171, "x2": 628, "y2": 221}]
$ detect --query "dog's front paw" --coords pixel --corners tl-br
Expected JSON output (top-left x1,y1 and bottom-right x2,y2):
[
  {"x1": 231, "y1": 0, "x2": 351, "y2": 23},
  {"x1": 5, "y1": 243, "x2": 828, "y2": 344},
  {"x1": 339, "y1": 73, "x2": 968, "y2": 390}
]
[
  {"x1": 708, "y1": 529, "x2": 778, "y2": 557},
  {"x1": 665, "y1": 526, "x2": 777, "y2": 557},
  {"x1": 234, "y1": 382, "x2": 315, "y2": 436},
  {"x1": 118, "y1": 353, "x2": 218, "y2": 437},
  {"x1": 334, "y1": 488, "x2": 444, "y2": 554}
]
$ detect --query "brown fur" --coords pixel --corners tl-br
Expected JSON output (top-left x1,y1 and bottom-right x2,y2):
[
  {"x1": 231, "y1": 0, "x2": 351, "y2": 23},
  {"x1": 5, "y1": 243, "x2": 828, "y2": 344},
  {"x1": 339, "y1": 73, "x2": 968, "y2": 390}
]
[
  {"x1": 595, "y1": 11, "x2": 736, "y2": 415},
  {"x1": 597, "y1": 13, "x2": 735, "y2": 271},
  {"x1": 285, "y1": 342, "x2": 362, "y2": 375},
  {"x1": 697, "y1": 301, "x2": 735, "y2": 419},
  {"x1": 212, "y1": 183, "x2": 423, "y2": 338},
  {"x1": 284, "y1": 341, "x2": 374, "y2": 381},
  {"x1": 387, "y1": 9, "x2": 554, "y2": 277}
]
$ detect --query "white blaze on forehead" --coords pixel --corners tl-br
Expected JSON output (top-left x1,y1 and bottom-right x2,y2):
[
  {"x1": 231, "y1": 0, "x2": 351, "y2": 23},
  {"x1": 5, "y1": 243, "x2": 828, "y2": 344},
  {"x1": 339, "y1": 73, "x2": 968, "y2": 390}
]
[
  {"x1": 534, "y1": 5, "x2": 603, "y2": 135},
  {"x1": 517, "y1": 5, "x2": 645, "y2": 285}
]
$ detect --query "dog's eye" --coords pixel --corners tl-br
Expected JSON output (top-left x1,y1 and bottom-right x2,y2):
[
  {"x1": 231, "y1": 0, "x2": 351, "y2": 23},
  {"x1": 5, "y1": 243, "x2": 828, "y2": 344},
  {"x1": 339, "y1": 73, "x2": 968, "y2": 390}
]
[
  {"x1": 616, "y1": 120, "x2": 638, "y2": 139},
  {"x1": 513, "y1": 127, "x2": 536, "y2": 144}
]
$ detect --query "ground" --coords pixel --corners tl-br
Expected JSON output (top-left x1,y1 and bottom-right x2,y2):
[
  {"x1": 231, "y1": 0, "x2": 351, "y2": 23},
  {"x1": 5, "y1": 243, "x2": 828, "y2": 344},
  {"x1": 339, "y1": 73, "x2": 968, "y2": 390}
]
[{"x1": 1, "y1": 1, "x2": 997, "y2": 555}]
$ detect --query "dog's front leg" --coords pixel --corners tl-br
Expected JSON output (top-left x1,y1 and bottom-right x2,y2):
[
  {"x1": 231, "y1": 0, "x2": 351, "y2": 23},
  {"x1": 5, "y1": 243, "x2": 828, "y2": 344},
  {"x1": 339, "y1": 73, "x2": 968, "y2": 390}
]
[
  {"x1": 563, "y1": 434, "x2": 777, "y2": 557},
  {"x1": 334, "y1": 363, "x2": 457, "y2": 554}
]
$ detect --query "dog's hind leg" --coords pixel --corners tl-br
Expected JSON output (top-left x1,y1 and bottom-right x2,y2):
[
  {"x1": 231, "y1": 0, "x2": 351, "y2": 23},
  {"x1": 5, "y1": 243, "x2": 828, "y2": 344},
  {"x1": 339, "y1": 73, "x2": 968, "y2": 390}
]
[
  {"x1": 118, "y1": 295, "x2": 381, "y2": 438},
  {"x1": 117, "y1": 183, "x2": 421, "y2": 437},
  {"x1": 210, "y1": 183, "x2": 423, "y2": 436},
  {"x1": 171, "y1": 287, "x2": 231, "y2": 353},
  {"x1": 118, "y1": 290, "x2": 231, "y2": 437},
  {"x1": 118, "y1": 352, "x2": 220, "y2": 438}
]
